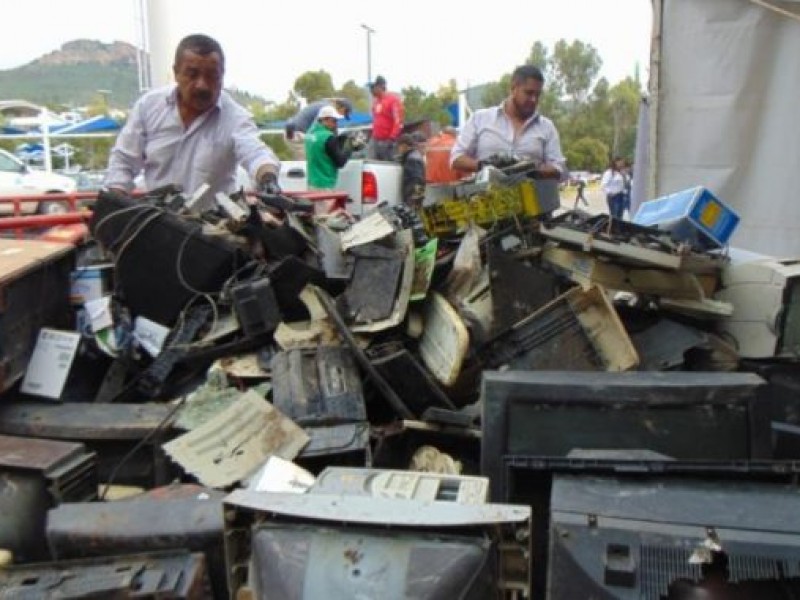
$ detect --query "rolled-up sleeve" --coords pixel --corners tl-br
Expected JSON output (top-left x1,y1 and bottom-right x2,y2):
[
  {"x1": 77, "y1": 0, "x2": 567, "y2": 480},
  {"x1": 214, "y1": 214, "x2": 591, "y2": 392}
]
[
  {"x1": 233, "y1": 117, "x2": 280, "y2": 182},
  {"x1": 450, "y1": 116, "x2": 479, "y2": 167},
  {"x1": 104, "y1": 101, "x2": 146, "y2": 191}
]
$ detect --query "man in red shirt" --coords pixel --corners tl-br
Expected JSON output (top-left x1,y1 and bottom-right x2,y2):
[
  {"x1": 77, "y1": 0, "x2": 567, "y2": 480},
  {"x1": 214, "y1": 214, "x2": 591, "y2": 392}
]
[{"x1": 367, "y1": 75, "x2": 404, "y2": 160}]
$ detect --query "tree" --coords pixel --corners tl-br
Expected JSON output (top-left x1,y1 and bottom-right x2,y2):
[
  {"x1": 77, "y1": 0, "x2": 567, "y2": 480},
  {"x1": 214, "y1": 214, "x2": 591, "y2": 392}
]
[
  {"x1": 337, "y1": 80, "x2": 370, "y2": 113},
  {"x1": 551, "y1": 40, "x2": 602, "y2": 104},
  {"x1": 564, "y1": 137, "x2": 609, "y2": 172},
  {"x1": 293, "y1": 70, "x2": 336, "y2": 102},
  {"x1": 401, "y1": 86, "x2": 452, "y2": 126},
  {"x1": 608, "y1": 77, "x2": 641, "y2": 159},
  {"x1": 481, "y1": 74, "x2": 512, "y2": 107}
]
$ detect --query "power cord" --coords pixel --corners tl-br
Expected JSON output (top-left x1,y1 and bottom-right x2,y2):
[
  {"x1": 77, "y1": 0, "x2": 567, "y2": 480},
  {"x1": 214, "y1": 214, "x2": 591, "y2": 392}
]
[{"x1": 98, "y1": 394, "x2": 187, "y2": 501}]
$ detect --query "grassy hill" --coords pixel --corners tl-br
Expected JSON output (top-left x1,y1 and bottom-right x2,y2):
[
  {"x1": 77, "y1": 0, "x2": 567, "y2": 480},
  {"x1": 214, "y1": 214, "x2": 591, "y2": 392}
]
[
  {"x1": 0, "y1": 39, "x2": 268, "y2": 111},
  {"x1": 0, "y1": 40, "x2": 140, "y2": 109}
]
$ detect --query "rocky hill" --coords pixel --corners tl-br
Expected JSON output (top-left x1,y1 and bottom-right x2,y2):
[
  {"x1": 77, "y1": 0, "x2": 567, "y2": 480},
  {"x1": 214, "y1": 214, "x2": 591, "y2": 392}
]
[
  {"x1": 0, "y1": 40, "x2": 140, "y2": 108},
  {"x1": 0, "y1": 39, "x2": 265, "y2": 110}
]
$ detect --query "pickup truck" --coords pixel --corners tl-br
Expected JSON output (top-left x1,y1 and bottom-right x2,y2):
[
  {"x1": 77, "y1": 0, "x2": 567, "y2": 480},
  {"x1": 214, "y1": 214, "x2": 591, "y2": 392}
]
[{"x1": 278, "y1": 158, "x2": 402, "y2": 216}]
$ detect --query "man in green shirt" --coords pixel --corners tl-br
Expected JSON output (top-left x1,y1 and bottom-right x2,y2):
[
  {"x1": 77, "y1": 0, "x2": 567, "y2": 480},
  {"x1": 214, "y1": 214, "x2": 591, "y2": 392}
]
[{"x1": 305, "y1": 105, "x2": 353, "y2": 190}]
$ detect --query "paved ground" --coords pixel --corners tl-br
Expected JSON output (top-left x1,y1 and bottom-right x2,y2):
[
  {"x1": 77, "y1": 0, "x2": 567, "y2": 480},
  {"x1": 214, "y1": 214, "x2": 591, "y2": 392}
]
[{"x1": 558, "y1": 184, "x2": 607, "y2": 215}]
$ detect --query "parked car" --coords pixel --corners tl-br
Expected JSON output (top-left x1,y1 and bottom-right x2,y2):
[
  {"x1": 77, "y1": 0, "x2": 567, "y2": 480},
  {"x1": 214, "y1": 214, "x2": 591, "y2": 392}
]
[{"x1": 0, "y1": 148, "x2": 78, "y2": 214}]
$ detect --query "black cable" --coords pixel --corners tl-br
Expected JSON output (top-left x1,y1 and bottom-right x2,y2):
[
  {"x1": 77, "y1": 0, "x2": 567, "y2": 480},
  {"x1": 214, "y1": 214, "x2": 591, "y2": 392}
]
[{"x1": 98, "y1": 394, "x2": 187, "y2": 500}]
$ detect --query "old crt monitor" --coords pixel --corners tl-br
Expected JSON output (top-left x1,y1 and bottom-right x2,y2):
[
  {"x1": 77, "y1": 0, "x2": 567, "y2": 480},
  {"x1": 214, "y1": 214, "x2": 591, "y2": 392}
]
[
  {"x1": 714, "y1": 251, "x2": 800, "y2": 358},
  {"x1": 481, "y1": 370, "x2": 770, "y2": 502},
  {"x1": 223, "y1": 489, "x2": 531, "y2": 599},
  {"x1": 548, "y1": 475, "x2": 800, "y2": 600}
]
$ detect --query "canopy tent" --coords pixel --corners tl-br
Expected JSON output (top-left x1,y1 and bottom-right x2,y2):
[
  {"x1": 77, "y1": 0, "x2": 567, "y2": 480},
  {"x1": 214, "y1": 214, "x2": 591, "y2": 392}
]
[{"x1": 45, "y1": 115, "x2": 121, "y2": 134}]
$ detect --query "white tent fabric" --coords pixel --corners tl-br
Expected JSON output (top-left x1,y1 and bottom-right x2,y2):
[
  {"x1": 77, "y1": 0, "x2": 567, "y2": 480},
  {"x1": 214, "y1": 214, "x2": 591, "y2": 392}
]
[{"x1": 651, "y1": 0, "x2": 800, "y2": 255}]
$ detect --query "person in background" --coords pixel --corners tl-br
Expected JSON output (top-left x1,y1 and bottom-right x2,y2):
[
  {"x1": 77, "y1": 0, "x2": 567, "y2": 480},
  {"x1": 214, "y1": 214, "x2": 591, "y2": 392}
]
[
  {"x1": 368, "y1": 75, "x2": 404, "y2": 161},
  {"x1": 450, "y1": 64, "x2": 566, "y2": 179},
  {"x1": 304, "y1": 105, "x2": 354, "y2": 190},
  {"x1": 622, "y1": 162, "x2": 633, "y2": 218},
  {"x1": 425, "y1": 126, "x2": 465, "y2": 184},
  {"x1": 574, "y1": 176, "x2": 589, "y2": 208},
  {"x1": 600, "y1": 157, "x2": 628, "y2": 219},
  {"x1": 396, "y1": 133, "x2": 426, "y2": 208},
  {"x1": 285, "y1": 98, "x2": 352, "y2": 159},
  {"x1": 105, "y1": 34, "x2": 281, "y2": 211}
]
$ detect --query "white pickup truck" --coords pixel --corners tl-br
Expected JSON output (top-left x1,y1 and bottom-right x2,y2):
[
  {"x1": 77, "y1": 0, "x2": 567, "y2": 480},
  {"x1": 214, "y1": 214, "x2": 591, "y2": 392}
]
[{"x1": 278, "y1": 158, "x2": 403, "y2": 216}]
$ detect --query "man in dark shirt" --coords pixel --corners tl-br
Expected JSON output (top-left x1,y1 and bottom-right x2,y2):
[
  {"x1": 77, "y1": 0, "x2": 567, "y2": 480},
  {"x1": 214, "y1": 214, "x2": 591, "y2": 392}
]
[{"x1": 396, "y1": 133, "x2": 425, "y2": 208}]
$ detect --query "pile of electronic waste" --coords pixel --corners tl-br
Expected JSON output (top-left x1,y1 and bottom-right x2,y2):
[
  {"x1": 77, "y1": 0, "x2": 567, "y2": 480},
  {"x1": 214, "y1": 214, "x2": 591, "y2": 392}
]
[{"x1": 2, "y1": 175, "x2": 800, "y2": 600}]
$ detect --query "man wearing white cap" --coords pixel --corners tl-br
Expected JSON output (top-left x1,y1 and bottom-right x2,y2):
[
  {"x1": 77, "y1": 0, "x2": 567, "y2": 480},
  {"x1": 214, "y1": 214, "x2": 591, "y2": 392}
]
[{"x1": 304, "y1": 104, "x2": 353, "y2": 190}]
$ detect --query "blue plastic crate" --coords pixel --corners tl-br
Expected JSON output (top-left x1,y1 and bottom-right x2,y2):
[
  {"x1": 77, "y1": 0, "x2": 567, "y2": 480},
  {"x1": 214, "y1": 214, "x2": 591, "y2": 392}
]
[{"x1": 633, "y1": 186, "x2": 740, "y2": 250}]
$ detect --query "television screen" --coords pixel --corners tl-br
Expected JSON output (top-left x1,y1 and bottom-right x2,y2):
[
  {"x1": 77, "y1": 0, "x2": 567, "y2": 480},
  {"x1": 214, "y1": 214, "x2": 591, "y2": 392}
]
[
  {"x1": 548, "y1": 475, "x2": 800, "y2": 600},
  {"x1": 249, "y1": 525, "x2": 496, "y2": 599},
  {"x1": 223, "y1": 490, "x2": 531, "y2": 599}
]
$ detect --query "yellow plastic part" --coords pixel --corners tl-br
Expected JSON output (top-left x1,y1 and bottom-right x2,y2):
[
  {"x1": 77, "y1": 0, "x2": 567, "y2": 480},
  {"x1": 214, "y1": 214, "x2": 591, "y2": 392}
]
[{"x1": 421, "y1": 179, "x2": 544, "y2": 235}]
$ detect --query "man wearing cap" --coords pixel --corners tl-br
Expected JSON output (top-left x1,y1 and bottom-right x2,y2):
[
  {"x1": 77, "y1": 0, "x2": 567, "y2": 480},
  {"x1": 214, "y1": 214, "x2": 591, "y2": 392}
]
[
  {"x1": 285, "y1": 98, "x2": 352, "y2": 159},
  {"x1": 304, "y1": 105, "x2": 354, "y2": 190},
  {"x1": 368, "y1": 75, "x2": 404, "y2": 161}
]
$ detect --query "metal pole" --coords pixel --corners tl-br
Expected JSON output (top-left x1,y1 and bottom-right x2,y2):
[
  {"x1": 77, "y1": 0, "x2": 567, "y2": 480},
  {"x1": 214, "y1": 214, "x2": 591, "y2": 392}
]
[{"x1": 360, "y1": 24, "x2": 376, "y2": 85}]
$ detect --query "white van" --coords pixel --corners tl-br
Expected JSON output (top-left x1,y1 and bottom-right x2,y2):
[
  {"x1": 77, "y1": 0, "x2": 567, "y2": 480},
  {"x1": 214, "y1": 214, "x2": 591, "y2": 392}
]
[{"x1": 0, "y1": 148, "x2": 77, "y2": 214}]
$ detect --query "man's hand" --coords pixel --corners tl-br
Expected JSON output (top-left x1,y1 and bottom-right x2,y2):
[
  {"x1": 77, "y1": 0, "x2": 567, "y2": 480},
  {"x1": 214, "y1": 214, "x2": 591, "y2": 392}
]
[{"x1": 258, "y1": 171, "x2": 281, "y2": 196}]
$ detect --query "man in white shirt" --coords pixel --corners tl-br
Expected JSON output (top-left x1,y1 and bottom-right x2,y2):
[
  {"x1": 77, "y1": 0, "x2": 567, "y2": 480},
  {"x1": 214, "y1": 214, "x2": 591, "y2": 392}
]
[
  {"x1": 450, "y1": 64, "x2": 566, "y2": 179},
  {"x1": 105, "y1": 34, "x2": 280, "y2": 210}
]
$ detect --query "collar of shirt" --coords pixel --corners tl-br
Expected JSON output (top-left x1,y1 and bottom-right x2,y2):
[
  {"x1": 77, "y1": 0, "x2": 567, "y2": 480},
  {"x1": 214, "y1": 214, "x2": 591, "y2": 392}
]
[{"x1": 496, "y1": 102, "x2": 541, "y2": 127}]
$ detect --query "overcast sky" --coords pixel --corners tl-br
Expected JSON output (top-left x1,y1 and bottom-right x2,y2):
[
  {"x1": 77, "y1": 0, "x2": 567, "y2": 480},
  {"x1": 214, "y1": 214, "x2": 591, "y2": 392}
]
[{"x1": 1, "y1": 0, "x2": 653, "y2": 104}]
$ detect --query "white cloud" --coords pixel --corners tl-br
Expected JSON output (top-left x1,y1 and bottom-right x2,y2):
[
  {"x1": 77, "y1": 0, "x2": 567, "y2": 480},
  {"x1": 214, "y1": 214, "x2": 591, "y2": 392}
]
[{"x1": 1, "y1": 0, "x2": 652, "y2": 102}]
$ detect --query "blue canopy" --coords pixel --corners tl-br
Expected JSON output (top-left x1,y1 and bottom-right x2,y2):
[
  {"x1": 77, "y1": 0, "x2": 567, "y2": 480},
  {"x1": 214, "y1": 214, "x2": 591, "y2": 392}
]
[{"x1": 45, "y1": 115, "x2": 121, "y2": 134}]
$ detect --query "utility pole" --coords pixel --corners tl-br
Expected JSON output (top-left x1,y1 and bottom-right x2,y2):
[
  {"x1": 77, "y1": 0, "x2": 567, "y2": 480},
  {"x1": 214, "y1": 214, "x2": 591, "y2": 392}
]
[{"x1": 360, "y1": 24, "x2": 376, "y2": 86}]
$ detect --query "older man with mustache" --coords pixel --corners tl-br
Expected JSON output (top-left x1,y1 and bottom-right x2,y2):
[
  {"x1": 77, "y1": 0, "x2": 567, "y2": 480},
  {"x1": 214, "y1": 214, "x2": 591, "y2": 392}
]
[{"x1": 105, "y1": 34, "x2": 281, "y2": 210}]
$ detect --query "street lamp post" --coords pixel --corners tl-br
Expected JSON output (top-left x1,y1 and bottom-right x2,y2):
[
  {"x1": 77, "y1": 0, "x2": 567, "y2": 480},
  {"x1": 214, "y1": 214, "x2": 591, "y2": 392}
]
[{"x1": 360, "y1": 24, "x2": 376, "y2": 86}]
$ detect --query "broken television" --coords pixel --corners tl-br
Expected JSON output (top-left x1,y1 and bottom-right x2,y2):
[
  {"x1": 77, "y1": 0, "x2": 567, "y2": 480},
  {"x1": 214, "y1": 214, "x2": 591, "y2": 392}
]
[
  {"x1": 547, "y1": 475, "x2": 800, "y2": 600},
  {"x1": 224, "y1": 490, "x2": 530, "y2": 599}
]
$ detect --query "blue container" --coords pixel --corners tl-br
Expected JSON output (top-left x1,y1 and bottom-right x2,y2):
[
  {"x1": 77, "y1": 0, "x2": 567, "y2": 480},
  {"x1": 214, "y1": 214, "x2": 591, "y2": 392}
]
[{"x1": 633, "y1": 186, "x2": 740, "y2": 250}]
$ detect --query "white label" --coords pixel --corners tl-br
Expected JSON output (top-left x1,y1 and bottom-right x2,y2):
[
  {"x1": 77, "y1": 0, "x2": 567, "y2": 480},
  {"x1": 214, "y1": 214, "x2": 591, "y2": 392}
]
[
  {"x1": 134, "y1": 316, "x2": 171, "y2": 357},
  {"x1": 20, "y1": 328, "x2": 81, "y2": 399}
]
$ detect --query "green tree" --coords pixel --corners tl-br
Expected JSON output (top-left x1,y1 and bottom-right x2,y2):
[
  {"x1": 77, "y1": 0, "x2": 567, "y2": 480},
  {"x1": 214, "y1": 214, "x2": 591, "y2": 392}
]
[
  {"x1": 337, "y1": 80, "x2": 370, "y2": 113},
  {"x1": 608, "y1": 77, "x2": 641, "y2": 159},
  {"x1": 564, "y1": 136, "x2": 609, "y2": 172},
  {"x1": 551, "y1": 40, "x2": 602, "y2": 104},
  {"x1": 293, "y1": 70, "x2": 336, "y2": 102},
  {"x1": 481, "y1": 74, "x2": 511, "y2": 107},
  {"x1": 435, "y1": 79, "x2": 459, "y2": 106}
]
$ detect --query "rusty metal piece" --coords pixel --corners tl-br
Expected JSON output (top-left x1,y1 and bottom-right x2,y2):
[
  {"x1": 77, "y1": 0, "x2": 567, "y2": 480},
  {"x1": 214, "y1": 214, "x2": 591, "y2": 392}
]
[
  {"x1": 0, "y1": 550, "x2": 212, "y2": 599},
  {"x1": 0, "y1": 401, "x2": 178, "y2": 487},
  {"x1": 47, "y1": 487, "x2": 226, "y2": 599}
]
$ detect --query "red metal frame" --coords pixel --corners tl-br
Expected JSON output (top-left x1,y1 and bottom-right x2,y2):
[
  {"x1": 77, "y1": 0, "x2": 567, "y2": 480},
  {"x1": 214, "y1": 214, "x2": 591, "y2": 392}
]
[
  {"x1": 0, "y1": 189, "x2": 351, "y2": 241},
  {"x1": 0, "y1": 192, "x2": 98, "y2": 216}
]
